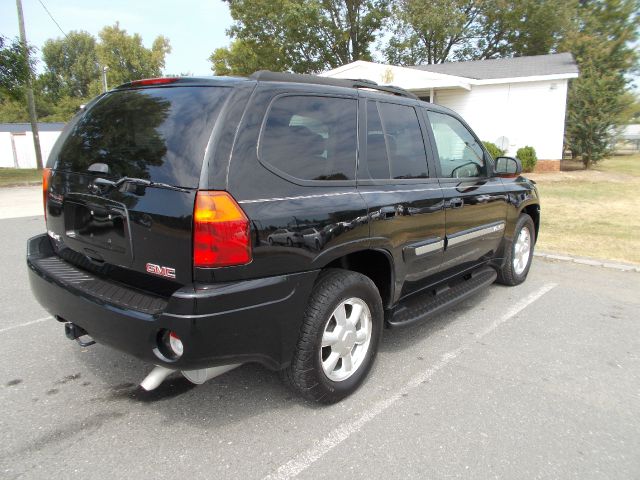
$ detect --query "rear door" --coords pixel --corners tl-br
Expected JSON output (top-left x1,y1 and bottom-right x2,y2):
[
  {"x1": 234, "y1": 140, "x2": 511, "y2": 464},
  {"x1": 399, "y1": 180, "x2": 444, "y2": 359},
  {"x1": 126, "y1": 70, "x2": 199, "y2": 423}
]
[
  {"x1": 423, "y1": 109, "x2": 507, "y2": 274},
  {"x1": 358, "y1": 97, "x2": 445, "y2": 302},
  {"x1": 45, "y1": 85, "x2": 231, "y2": 290}
]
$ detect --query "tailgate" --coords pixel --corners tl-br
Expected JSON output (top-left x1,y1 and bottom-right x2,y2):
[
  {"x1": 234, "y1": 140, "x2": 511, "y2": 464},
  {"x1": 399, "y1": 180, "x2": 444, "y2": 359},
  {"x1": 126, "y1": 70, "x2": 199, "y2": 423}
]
[{"x1": 44, "y1": 85, "x2": 231, "y2": 289}]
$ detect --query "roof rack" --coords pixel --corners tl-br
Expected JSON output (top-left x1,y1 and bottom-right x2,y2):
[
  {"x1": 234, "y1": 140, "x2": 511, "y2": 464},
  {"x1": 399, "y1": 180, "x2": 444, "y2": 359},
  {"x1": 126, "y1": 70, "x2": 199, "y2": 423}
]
[{"x1": 249, "y1": 70, "x2": 418, "y2": 100}]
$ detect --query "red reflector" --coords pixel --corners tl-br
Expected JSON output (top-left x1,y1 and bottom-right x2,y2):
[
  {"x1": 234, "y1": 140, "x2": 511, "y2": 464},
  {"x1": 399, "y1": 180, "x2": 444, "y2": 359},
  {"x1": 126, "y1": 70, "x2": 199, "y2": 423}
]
[
  {"x1": 129, "y1": 77, "x2": 179, "y2": 87},
  {"x1": 42, "y1": 168, "x2": 51, "y2": 221},
  {"x1": 193, "y1": 191, "x2": 251, "y2": 268}
]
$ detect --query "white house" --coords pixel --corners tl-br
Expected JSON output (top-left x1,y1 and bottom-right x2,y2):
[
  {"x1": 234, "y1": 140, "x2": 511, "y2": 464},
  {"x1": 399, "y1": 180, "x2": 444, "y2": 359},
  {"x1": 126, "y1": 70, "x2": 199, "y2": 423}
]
[
  {"x1": 322, "y1": 53, "x2": 579, "y2": 171},
  {"x1": 0, "y1": 123, "x2": 65, "y2": 169},
  {"x1": 617, "y1": 124, "x2": 640, "y2": 153},
  {"x1": 2, "y1": 54, "x2": 578, "y2": 171}
]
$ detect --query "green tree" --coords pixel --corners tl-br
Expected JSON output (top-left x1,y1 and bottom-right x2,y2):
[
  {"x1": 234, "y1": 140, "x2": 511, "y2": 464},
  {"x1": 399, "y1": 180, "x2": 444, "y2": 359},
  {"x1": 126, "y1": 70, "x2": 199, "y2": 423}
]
[
  {"x1": 97, "y1": 22, "x2": 171, "y2": 87},
  {"x1": 0, "y1": 97, "x2": 28, "y2": 122},
  {"x1": 41, "y1": 31, "x2": 99, "y2": 99},
  {"x1": 561, "y1": 0, "x2": 640, "y2": 167},
  {"x1": 619, "y1": 91, "x2": 640, "y2": 125},
  {"x1": 0, "y1": 24, "x2": 173, "y2": 124},
  {"x1": 211, "y1": 0, "x2": 390, "y2": 76},
  {"x1": 210, "y1": 39, "x2": 273, "y2": 76},
  {"x1": 385, "y1": 0, "x2": 575, "y2": 65},
  {"x1": 0, "y1": 35, "x2": 35, "y2": 101}
]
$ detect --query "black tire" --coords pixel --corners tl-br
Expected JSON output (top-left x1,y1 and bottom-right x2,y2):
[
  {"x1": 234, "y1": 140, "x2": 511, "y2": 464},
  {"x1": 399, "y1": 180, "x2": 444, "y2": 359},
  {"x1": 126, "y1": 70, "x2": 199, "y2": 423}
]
[
  {"x1": 497, "y1": 213, "x2": 536, "y2": 286},
  {"x1": 282, "y1": 269, "x2": 383, "y2": 403}
]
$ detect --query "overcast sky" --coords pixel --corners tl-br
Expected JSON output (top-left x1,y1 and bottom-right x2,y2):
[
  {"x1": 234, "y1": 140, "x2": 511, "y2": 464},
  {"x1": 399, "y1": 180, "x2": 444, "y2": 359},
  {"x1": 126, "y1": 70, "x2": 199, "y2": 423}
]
[{"x1": 1, "y1": 0, "x2": 233, "y2": 75}]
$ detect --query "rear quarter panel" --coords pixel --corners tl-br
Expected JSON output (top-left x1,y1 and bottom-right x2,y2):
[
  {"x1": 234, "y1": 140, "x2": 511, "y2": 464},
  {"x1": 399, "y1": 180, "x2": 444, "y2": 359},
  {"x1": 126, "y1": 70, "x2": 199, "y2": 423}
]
[{"x1": 194, "y1": 82, "x2": 370, "y2": 284}]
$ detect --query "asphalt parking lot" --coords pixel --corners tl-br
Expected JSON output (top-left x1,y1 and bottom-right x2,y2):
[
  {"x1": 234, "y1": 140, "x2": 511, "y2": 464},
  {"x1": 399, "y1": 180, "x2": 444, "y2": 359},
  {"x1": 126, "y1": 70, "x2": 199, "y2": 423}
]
[{"x1": 1, "y1": 198, "x2": 639, "y2": 479}]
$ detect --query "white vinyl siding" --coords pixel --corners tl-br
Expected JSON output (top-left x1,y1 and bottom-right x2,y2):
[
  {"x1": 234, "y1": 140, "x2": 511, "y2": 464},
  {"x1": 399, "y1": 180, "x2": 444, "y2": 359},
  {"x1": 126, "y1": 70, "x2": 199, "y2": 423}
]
[
  {"x1": 434, "y1": 80, "x2": 569, "y2": 160},
  {"x1": 0, "y1": 130, "x2": 63, "y2": 168}
]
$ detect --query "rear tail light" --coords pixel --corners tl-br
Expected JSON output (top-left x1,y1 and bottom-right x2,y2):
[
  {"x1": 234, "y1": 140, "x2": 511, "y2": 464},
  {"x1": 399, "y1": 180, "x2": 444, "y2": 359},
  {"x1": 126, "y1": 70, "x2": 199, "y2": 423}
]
[
  {"x1": 193, "y1": 191, "x2": 251, "y2": 268},
  {"x1": 42, "y1": 168, "x2": 51, "y2": 221}
]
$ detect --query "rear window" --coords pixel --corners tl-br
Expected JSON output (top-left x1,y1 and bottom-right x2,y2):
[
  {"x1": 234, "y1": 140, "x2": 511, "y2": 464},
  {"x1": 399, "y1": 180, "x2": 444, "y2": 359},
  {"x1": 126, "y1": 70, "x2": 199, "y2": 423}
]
[
  {"x1": 50, "y1": 86, "x2": 230, "y2": 188},
  {"x1": 260, "y1": 95, "x2": 357, "y2": 181}
]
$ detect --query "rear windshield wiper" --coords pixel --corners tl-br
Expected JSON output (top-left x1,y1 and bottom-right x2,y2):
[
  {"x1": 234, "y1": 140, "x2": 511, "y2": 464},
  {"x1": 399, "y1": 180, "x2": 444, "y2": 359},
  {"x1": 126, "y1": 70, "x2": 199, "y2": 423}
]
[{"x1": 93, "y1": 177, "x2": 191, "y2": 193}]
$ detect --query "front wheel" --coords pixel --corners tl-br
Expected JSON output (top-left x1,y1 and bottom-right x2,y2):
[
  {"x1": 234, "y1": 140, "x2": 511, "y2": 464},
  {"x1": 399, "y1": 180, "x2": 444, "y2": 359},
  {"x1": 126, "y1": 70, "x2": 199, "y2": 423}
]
[
  {"x1": 497, "y1": 213, "x2": 535, "y2": 286},
  {"x1": 282, "y1": 269, "x2": 383, "y2": 403}
]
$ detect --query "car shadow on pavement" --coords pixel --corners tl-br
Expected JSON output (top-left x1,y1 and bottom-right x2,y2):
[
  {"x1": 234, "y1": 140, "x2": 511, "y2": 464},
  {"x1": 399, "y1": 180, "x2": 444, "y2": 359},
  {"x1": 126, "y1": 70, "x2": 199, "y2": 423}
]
[
  {"x1": 69, "y1": 342, "x2": 321, "y2": 429},
  {"x1": 63, "y1": 286, "x2": 494, "y2": 431},
  {"x1": 379, "y1": 287, "x2": 492, "y2": 354}
]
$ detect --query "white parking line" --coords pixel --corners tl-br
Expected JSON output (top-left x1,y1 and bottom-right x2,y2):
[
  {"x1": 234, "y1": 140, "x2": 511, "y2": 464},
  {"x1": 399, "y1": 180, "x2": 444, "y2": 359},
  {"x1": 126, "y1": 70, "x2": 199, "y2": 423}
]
[
  {"x1": 263, "y1": 282, "x2": 558, "y2": 480},
  {"x1": 0, "y1": 316, "x2": 52, "y2": 334}
]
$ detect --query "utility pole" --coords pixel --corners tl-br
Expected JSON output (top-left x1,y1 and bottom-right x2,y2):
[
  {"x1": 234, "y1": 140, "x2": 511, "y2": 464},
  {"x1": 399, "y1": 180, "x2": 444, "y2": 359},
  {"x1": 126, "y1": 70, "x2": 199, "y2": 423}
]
[
  {"x1": 102, "y1": 66, "x2": 109, "y2": 92},
  {"x1": 16, "y1": 0, "x2": 43, "y2": 170}
]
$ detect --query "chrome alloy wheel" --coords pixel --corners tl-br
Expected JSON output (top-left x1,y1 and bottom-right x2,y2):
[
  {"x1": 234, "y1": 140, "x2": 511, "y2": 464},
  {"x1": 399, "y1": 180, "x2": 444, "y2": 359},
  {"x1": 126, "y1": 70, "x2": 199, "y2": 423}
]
[
  {"x1": 320, "y1": 297, "x2": 372, "y2": 382},
  {"x1": 513, "y1": 226, "x2": 532, "y2": 275}
]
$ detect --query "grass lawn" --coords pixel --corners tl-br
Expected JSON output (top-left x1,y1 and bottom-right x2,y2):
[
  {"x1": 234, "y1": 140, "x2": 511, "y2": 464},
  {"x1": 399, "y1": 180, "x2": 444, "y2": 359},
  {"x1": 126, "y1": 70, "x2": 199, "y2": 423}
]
[
  {"x1": 0, "y1": 168, "x2": 42, "y2": 187},
  {"x1": 527, "y1": 154, "x2": 640, "y2": 265}
]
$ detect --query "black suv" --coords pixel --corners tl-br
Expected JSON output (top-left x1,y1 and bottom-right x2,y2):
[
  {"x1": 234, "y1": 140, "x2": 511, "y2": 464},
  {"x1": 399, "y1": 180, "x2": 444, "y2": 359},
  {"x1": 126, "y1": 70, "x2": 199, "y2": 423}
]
[{"x1": 28, "y1": 71, "x2": 539, "y2": 403}]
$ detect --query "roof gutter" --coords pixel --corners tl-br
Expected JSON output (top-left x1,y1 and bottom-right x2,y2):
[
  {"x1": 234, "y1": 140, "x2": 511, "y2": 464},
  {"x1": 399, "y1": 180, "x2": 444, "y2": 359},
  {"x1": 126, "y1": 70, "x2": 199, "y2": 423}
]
[{"x1": 470, "y1": 73, "x2": 579, "y2": 86}]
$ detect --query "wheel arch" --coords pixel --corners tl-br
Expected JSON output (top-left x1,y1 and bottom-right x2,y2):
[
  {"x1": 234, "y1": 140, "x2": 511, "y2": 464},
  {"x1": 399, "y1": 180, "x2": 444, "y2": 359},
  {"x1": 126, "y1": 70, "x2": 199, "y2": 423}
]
[
  {"x1": 322, "y1": 248, "x2": 395, "y2": 309},
  {"x1": 521, "y1": 203, "x2": 540, "y2": 243}
]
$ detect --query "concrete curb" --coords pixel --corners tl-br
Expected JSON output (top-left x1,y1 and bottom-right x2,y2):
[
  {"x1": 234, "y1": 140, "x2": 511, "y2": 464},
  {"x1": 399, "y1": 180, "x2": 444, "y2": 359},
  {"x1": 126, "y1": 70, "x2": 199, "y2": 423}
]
[{"x1": 534, "y1": 251, "x2": 640, "y2": 273}]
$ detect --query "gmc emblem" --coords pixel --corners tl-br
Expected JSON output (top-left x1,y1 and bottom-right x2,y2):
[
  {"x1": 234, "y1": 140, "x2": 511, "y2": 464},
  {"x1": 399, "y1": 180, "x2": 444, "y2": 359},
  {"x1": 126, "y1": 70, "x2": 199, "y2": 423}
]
[{"x1": 146, "y1": 263, "x2": 176, "y2": 279}]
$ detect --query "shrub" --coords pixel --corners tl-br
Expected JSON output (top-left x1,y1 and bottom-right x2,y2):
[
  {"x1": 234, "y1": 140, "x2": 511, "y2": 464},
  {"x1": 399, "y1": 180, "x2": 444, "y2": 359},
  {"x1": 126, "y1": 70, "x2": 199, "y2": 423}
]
[
  {"x1": 516, "y1": 146, "x2": 538, "y2": 172},
  {"x1": 483, "y1": 141, "x2": 505, "y2": 159}
]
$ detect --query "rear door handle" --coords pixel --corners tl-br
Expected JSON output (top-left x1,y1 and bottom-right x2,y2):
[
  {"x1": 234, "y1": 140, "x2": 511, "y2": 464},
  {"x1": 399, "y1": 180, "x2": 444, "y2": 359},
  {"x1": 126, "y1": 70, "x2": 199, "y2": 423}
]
[{"x1": 448, "y1": 198, "x2": 464, "y2": 209}]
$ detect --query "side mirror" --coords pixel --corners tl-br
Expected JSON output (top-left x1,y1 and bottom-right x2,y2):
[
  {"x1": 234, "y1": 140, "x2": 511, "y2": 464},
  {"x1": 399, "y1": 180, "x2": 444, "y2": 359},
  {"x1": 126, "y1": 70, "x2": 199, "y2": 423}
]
[{"x1": 495, "y1": 156, "x2": 522, "y2": 177}]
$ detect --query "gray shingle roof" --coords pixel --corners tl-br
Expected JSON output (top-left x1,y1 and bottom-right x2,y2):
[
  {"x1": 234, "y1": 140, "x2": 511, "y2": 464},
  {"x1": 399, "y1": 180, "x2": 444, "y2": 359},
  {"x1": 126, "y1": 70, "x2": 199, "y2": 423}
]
[
  {"x1": 0, "y1": 122, "x2": 66, "y2": 133},
  {"x1": 411, "y1": 53, "x2": 578, "y2": 80}
]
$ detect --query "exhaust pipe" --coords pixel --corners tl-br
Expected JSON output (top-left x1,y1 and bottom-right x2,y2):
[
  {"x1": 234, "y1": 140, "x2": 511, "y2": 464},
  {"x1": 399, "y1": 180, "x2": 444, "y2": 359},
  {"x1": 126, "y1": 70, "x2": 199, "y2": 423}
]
[
  {"x1": 140, "y1": 365, "x2": 175, "y2": 391},
  {"x1": 140, "y1": 364, "x2": 242, "y2": 391},
  {"x1": 182, "y1": 364, "x2": 242, "y2": 384}
]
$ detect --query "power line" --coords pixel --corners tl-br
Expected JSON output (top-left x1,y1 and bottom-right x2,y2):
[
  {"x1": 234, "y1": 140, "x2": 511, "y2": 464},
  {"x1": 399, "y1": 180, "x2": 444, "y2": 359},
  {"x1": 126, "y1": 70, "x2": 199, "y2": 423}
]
[{"x1": 37, "y1": 0, "x2": 68, "y2": 39}]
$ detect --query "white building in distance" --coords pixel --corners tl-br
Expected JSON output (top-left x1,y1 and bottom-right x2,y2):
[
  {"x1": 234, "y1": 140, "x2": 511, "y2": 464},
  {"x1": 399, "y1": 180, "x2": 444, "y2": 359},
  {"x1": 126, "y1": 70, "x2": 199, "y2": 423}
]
[
  {"x1": 0, "y1": 122, "x2": 65, "y2": 169},
  {"x1": 322, "y1": 53, "x2": 579, "y2": 171}
]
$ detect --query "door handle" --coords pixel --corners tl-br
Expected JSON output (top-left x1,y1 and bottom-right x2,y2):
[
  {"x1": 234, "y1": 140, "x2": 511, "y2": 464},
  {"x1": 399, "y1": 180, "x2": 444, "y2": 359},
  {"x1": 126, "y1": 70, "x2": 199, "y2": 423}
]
[{"x1": 448, "y1": 198, "x2": 464, "y2": 209}]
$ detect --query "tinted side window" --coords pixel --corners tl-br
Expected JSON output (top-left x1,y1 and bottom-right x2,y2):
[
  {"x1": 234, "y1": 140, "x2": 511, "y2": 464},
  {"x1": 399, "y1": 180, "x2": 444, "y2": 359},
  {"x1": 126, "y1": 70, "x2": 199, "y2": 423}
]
[
  {"x1": 365, "y1": 102, "x2": 390, "y2": 178},
  {"x1": 428, "y1": 111, "x2": 486, "y2": 178},
  {"x1": 261, "y1": 96, "x2": 357, "y2": 181},
  {"x1": 378, "y1": 102, "x2": 429, "y2": 179}
]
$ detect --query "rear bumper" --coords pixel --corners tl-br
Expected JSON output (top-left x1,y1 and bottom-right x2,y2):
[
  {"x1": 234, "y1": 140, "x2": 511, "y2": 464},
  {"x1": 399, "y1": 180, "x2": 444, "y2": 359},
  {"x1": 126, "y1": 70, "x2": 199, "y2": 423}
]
[{"x1": 27, "y1": 234, "x2": 316, "y2": 370}]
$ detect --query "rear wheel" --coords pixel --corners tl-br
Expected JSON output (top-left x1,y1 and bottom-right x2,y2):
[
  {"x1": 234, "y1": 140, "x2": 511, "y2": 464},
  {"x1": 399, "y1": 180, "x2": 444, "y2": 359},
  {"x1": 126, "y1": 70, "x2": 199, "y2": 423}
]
[
  {"x1": 282, "y1": 269, "x2": 383, "y2": 403},
  {"x1": 497, "y1": 213, "x2": 535, "y2": 286}
]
